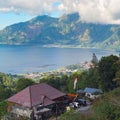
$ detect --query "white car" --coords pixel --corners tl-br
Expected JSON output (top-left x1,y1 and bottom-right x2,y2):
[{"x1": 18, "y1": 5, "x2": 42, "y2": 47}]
[{"x1": 69, "y1": 102, "x2": 79, "y2": 108}]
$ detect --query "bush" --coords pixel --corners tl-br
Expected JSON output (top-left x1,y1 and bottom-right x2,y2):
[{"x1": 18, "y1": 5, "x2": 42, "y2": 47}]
[
  {"x1": 0, "y1": 101, "x2": 8, "y2": 119},
  {"x1": 92, "y1": 99, "x2": 120, "y2": 120},
  {"x1": 59, "y1": 110, "x2": 86, "y2": 120}
]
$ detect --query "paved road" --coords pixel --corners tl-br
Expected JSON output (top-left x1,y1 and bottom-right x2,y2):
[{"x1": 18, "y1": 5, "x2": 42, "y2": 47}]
[
  {"x1": 77, "y1": 105, "x2": 91, "y2": 115},
  {"x1": 79, "y1": 106, "x2": 90, "y2": 111}
]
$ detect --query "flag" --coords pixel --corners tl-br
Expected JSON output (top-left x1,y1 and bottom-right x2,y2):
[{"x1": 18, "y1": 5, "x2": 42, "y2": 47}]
[{"x1": 74, "y1": 77, "x2": 78, "y2": 89}]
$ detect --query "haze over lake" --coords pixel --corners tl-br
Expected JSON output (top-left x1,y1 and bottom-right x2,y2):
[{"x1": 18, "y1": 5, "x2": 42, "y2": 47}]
[{"x1": 0, "y1": 45, "x2": 118, "y2": 74}]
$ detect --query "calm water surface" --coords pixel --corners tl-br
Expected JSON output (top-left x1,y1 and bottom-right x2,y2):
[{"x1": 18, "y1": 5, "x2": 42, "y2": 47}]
[{"x1": 0, "y1": 45, "x2": 118, "y2": 74}]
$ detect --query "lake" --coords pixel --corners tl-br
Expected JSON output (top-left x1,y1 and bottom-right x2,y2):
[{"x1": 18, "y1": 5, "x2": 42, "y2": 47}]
[{"x1": 0, "y1": 45, "x2": 118, "y2": 74}]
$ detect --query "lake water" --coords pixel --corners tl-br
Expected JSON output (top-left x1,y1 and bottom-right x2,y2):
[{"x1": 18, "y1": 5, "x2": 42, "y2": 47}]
[{"x1": 0, "y1": 45, "x2": 118, "y2": 74}]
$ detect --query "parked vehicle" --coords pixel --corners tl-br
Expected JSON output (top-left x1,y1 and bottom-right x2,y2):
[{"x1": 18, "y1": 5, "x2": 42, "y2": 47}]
[
  {"x1": 75, "y1": 99, "x2": 87, "y2": 106},
  {"x1": 84, "y1": 88, "x2": 102, "y2": 99},
  {"x1": 69, "y1": 102, "x2": 79, "y2": 108}
]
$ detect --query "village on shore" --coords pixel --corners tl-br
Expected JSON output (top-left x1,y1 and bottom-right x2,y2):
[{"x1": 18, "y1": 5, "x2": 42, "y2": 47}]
[{"x1": 23, "y1": 61, "x2": 92, "y2": 80}]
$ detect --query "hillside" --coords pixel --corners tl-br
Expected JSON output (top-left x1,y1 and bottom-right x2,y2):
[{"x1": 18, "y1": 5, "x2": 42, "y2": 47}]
[
  {"x1": 59, "y1": 87, "x2": 120, "y2": 120},
  {"x1": 0, "y1": 13, "x2": 120, "y2": 50}
]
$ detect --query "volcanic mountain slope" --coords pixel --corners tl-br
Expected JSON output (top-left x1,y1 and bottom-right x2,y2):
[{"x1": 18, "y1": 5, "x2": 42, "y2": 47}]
[{"x1": 0, "y1": 13, "x2": 120, "y2": 50}]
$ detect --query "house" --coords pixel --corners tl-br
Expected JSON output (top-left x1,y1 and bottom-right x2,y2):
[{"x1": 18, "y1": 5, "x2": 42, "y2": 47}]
[
  {"x1": 7, "y1": 83, "x2": 66, "y2": 120},
  {"x1": 76, "y1": 89, "x2": 85, "y2": 97},
  {"x1": 84, "y1": 87, "x2": 102, "y2": 99},
  {"x1": 67, "y1": 93, "x2": 78, "y2": 102}
]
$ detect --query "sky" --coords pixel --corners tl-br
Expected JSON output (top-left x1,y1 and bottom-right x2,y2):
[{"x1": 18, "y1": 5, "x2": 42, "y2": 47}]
[{"x1": 0, "y1": 0, "x2": 120, "y2": 30}]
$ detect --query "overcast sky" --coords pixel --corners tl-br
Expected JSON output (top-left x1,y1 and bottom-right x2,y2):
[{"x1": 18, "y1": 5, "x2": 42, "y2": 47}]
[{"x1": 0, "y1": 0, "x2": 120, "y2": 29}]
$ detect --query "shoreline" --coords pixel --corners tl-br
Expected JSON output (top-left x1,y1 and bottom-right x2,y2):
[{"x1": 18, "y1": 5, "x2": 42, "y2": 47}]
[
  {"x1": 20, "y1": 62, "x2": 93, "y2": 80},
  {"x1": 0, "y1": 44, "x2": 117, "y2": 52}
]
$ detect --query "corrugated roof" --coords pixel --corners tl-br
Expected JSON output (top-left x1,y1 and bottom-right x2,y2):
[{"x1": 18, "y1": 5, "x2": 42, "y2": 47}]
[
  {"x1": 84, "y1": 87, "x2": 102, "y2": 94},
  {"x1": 8, "y1": 83, "x2": 66, "y2": 108}
]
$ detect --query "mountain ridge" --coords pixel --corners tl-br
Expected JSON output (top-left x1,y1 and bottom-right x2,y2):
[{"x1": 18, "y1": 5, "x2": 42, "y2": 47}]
[{"x1": 0, "y1": 13, "x2": 120, "y2": 50}]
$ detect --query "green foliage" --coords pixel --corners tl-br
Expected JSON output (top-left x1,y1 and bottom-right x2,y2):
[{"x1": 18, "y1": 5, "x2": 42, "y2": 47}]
[
  {"x1": 0, "y1": 54, "x2": 120, "y2": 120},
  {"x1": 59, "y1": 110, "x2": 84, "y2": 120},
  {"x1": 66, "y1": 64, "x2": 82, "y2": 70},
  {"x1": 67, "y1": 75, "x2": 75, "y2": 93},
  {"x1": 39, "y1": 54, "x2": 120, "y2": 93},
  {"x1": 0, "y1": 72, "x2": 15, "y2": 89},
  {"x1": 113, "y1": 70, "x2": 120, "y2": 86},
  {"x1": 91, "y1": 53, "x2": 98, "y2": 65},
  {"x1": 0, "y1": 86, "x2": 12, "y2": 101},
  {"x1": 0, "y1": 73, "x2": 15, "y2": 101},
  {"x1": 93, "y1": 101, "x2": 120, "y2": 120},
  {"x1": 98, "y1": 55, "x2": 119, "y2": 91},
  {"x1": 92, "y1": 87, "x2": 120, "y2": 120},
  {"x1": 59, "y1": 87, "x2": 120, "y2": 120},
  {"x1": 106, "y1": 87, "x2": 120, "y2": 107},
  {"x1": 0, "y1": 101, "x2": 8, "y2": 119},
  {"x1": 16, "y1": 78, "x2": 35, "y2": 92},
  {"x1": 40, "y1": 75, "x2": 69, "y2": 93},
  {"x1": 75, "y1": 67, "x2": 100, "y2": 90}
]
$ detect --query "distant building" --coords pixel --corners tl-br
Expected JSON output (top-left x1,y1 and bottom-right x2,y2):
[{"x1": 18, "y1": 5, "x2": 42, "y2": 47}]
[
  {"x1": 7, "y1": 83, "x2": 66, "y2": 120},
  {"x1": 76, "y1": 89, "x2": 85, "y2": 97},
  {"x1": 84, "y1": 87, "x2": 102, "y2": 99}
]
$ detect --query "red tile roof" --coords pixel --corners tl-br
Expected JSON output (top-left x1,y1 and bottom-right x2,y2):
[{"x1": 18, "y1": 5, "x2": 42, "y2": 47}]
[{"x1": 8, "y1": 83, "x2": 66, "y2": 108}]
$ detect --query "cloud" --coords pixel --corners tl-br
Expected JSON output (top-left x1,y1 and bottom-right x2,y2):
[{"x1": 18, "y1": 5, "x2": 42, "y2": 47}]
[
  {"x1": 0, "y1": 0, "x2": 120, "y2": 24},
  {"x1": 0, "y1": 0, "x2": 58, "y2": 14}
]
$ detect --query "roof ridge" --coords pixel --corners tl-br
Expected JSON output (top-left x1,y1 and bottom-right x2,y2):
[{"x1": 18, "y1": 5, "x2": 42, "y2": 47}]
[{"x1": 29, "y1": 86, "x2": 32, "y2": 108}]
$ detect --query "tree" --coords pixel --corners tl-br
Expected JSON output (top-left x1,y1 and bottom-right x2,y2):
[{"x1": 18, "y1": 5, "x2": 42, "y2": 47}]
[
  {"x1": 0, "y1": 72, "x2": 15, "y2": 90},
  {"x1": 92, "y1": 87, "x2": 120, "y2": 120},
  {"x1": 98, "y1": 55, "x2": 119, "y2": 91},
  {"x1": 0, "y1": 101, "x2": 8, "y2": 119},
  {"x1": 59, "y1": 110, "x2": 84, "y2": 120},
  {"x1": 0, "y1": 85, "x2": 5, "y2": 101},
  {"x1": 93, "y1": 100, "x2": 120, "y2": 120},
  {"x1": 113, "y1": 70, "x2": 120, "y2": 86},
  {"x1": 91, "y1": 53, "x2": 98, "y2": 65},
  {"x1": 16, "y1": 78, "x2": 35, "y2": 92},
  {"x1": 77, "y1": 68, "x2": 100, "y2": 89}
]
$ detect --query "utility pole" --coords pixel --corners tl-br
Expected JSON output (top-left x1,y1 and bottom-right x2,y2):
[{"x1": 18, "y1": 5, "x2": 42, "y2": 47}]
[{"x1": 56, "y1": 103, "x2": 58, "y2": 120}]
